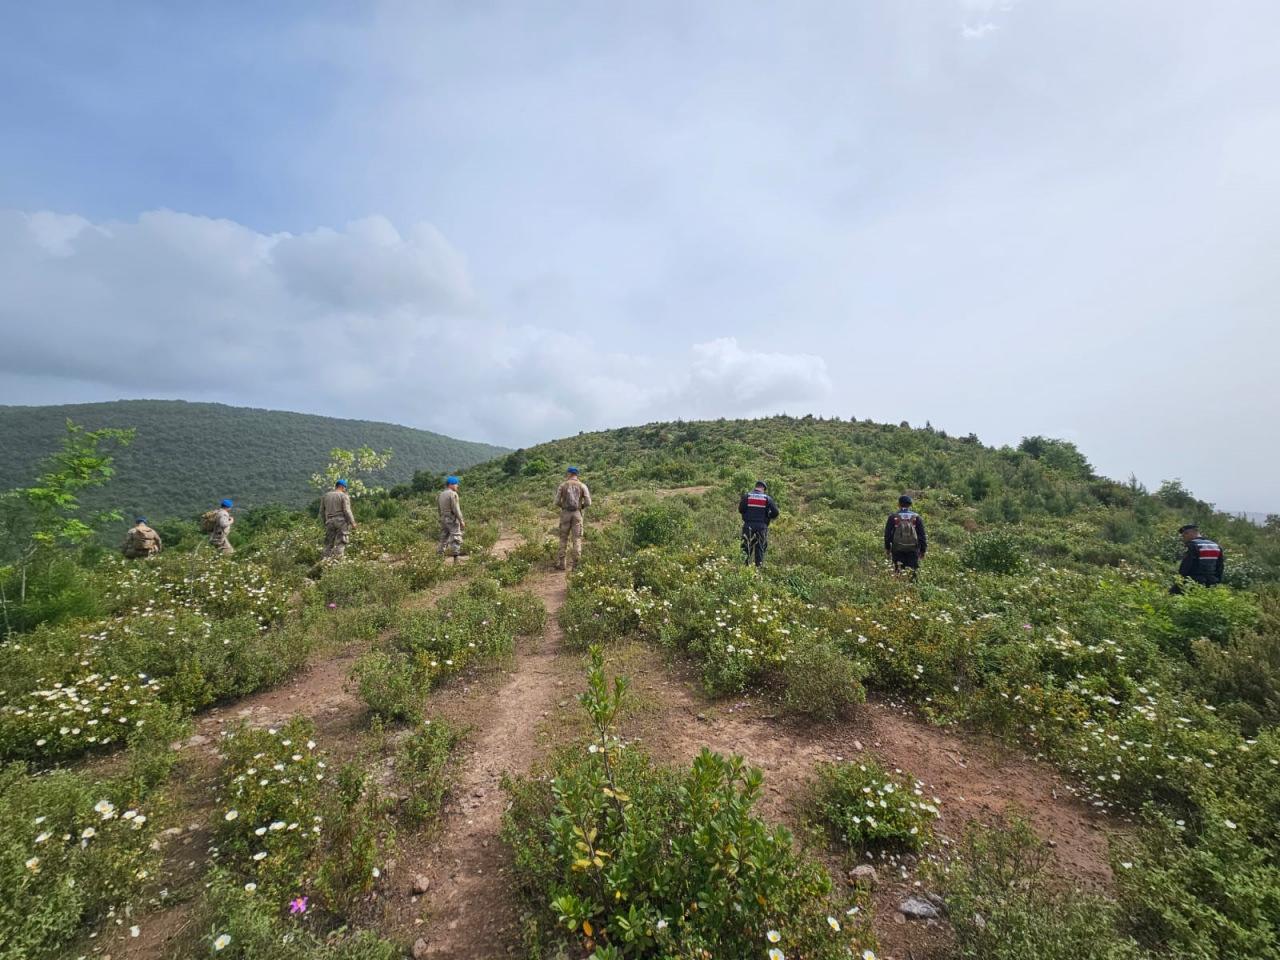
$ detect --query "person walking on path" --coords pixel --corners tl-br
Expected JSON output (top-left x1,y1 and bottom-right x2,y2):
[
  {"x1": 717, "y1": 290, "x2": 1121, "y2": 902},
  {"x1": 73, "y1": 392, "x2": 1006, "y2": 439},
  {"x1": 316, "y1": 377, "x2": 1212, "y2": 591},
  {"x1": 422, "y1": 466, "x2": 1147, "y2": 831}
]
[
  {"x1": 320, "y1": 479, "x2": 357, "y2": 560},
  {"x1": 737, "y1": 480, "x2": 779, "y2": 567},
  {"x1": 555, "y1": 467, "x2": 592, "y2": 570},
  {"x1": 1173, "y1": 523, "x2": 1224, "y2": 592},
  {"x1": 885, "y1": 495, "x2": 927, "y2": 579},
  {"x1": 207, "y1": 499, "x2": 236, "y2": 555},
  {"x1": 121, "y1": 517, "x2": 162, "y2": 559},
  {"x1": 438, "y1": 476, "x2": 465, "y2": 561}
]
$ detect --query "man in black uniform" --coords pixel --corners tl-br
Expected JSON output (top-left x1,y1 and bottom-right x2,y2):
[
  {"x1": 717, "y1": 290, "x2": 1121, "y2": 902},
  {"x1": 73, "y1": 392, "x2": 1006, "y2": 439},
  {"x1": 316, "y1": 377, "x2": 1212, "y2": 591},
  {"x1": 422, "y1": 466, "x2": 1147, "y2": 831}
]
[
  {"x1": 884, "y1": 495, "x2": 927, "y2": 579},
  {"x1": 1175, "y1": 523, "x2": 1224, "y2": 591},
  {"x1": 738, "y1": 481, "x2": 779, "y2": 567}
]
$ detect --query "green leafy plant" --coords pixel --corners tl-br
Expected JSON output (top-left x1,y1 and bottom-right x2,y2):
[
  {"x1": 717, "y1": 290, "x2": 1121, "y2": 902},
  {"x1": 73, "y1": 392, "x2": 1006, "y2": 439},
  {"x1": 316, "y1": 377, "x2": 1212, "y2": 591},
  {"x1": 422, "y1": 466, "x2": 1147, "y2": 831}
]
[
  {"x1": 931, "y1": 816, "x2": 1145, "y2": 960},
  {"x1": 502, "y1": 648, "x2": 874, "y2": 959},
  {"x1": 309, "y1": 446, "x2": 393, "y2": 498},
  {"x1": 811, "y1": 759, "x2": 938, "y2": 851}
]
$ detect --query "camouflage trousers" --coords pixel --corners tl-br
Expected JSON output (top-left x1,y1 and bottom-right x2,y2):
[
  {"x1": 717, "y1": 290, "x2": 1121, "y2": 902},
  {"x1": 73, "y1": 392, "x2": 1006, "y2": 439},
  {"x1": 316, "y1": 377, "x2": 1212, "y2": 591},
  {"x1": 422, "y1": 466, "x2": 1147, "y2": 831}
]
[
  {"x1": 439, "y1": 519, "x2": 463, "y2": 557},
  {"x1": 324, "y1": 520, "x2": 352, "y2": 560},
  {"x1": 209, "y1": 535, "x2": 234, "y2": 556},
  {"x1": 557, "y1": 509, "x2": 584, "y2": 569}
]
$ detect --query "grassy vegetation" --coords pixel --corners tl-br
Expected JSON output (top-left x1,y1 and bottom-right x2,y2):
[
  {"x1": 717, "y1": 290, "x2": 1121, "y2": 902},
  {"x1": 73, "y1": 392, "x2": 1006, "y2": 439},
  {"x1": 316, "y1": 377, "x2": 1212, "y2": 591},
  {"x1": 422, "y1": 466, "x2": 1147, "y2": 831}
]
[
  {"x1": 2, "y1": 412, "x2": 1278, "y2": 958},
  {"x1": 477, "y1": 416, "x2": 1280, "y2": 958}
]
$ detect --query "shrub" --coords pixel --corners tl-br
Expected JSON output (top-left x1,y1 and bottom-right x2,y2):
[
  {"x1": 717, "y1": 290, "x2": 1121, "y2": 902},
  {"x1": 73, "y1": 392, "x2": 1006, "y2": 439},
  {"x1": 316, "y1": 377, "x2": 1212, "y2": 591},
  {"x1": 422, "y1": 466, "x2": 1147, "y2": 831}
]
[
  {"x1": 625, "y1": 502, "x2": 693, "y2": 549},
  {"x1": 395, "y1": 547, "x2": 450, "y2": 591},
  {"x1": 351, "y1": 650, "x2": 421, "y2": 722},
  {"x1": 0, "y1": 761, "x2": 163, "y2": 960},
  {"x1": 961, "y1": 531, "x2": 1024, "y2": 574},
  {"x1": 932, "y1": 816, "x2": 1145, "y2": 960},
  {"x1": 104, "y1": 553, "x2": 290, "y2": 626},
  {"x1": 316, "y1": 561, "x2": 406, "y2": 610},
  {"x1": 395, "y1": 718, "x2": 461, "y2": 826},
  {"x1": 1160, "y1": 585, "x2": 1259, "y2": 651},
  {"x1": 313, "y1": 763, "x2": 390, "y2": 915},
  {"x1": 200, "y1": 873, "x2": 400, "y2": 960},
  {"x1": 213, "y1": 717, "x2": 326, "y2": 899},
  {"x1": 502, "y1": 649, "x2": 874, "y2": 959},
  {"x1": 1113, "y1": 808, "x2": 1280, "y2": 959},
  {"x1": 781, "y1": 642, "x2": 866, "y2": 720},
  {"x1": 810, "y1": 759, "x2": 938, "y2": 851}
]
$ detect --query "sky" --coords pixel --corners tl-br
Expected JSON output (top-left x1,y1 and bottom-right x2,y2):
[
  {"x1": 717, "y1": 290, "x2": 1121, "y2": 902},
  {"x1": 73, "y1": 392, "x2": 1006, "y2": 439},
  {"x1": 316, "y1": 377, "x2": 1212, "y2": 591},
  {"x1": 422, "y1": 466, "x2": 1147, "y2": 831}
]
[{"x1": 1, "y1": 1, "x2": 1277, "y2": 510}]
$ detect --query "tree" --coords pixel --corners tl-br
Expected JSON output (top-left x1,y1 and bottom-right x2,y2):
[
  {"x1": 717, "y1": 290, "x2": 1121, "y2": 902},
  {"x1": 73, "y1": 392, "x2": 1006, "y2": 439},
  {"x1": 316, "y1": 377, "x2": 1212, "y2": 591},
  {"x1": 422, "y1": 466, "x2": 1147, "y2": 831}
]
[
  {"x1": 309, "y1": 447, "x2": 393, "y2": 498},
  {"x1": 1018, "y1": 436, "x2": 1094, "y2": 480},
  {"x1": 0, "y1": 420, "x2": 134, "y2": 613}
]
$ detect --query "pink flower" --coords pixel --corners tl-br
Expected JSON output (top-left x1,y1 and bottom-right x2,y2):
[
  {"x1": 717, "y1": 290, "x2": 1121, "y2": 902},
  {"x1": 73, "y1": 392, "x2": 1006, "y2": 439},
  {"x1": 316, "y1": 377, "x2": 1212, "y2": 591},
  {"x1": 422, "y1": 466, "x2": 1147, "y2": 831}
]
[
  {"x1": 327, "y1": 603, "x2": 337, "y2": 610},
  {"x1": 1022, "y1": 624, "x2": 1032, "y2": 630},
  {"x1": 289, "y1": 896, "x2": 308, "y2": 915}
]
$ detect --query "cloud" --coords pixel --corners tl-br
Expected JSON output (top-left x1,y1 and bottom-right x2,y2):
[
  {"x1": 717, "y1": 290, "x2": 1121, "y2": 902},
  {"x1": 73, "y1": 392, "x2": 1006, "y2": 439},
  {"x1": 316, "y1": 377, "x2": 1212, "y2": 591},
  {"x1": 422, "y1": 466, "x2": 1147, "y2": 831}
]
[
  {"x1": 0, "y1": 208, "x2": 830, "y2": 445},
  {"x1": 958, "y1": 0, "x2": 1017, "y2": 38},
  {"x1": 961, "y1": 22, "x2": 999, "y2": 39}
]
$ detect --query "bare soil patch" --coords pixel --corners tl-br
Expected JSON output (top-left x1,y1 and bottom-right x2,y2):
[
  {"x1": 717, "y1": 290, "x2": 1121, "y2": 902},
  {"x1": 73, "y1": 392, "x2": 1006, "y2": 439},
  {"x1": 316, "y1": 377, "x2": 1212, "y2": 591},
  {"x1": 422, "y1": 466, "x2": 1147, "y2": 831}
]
[{"x1": 613, "y1": 644, "x2": 1114, "y2": 960}]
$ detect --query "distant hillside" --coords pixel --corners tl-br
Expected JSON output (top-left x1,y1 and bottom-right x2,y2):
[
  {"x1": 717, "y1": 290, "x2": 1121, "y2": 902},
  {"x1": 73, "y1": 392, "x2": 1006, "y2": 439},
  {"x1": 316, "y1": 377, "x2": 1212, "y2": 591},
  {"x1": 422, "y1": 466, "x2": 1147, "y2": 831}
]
[{"x1": 0, "y1": 400, "x2": 506, "y2": 520}]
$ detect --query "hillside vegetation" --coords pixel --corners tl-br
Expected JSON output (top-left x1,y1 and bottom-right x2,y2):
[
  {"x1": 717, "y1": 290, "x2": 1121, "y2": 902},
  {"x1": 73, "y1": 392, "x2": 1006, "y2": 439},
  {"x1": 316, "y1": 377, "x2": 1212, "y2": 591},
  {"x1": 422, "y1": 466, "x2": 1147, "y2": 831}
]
[
  {"x1": 1, "y1": 414, "x2": 1278, "y2": 960},
  {"x1": 0, "y1": 400, "x2": 505, "y2": 520}
]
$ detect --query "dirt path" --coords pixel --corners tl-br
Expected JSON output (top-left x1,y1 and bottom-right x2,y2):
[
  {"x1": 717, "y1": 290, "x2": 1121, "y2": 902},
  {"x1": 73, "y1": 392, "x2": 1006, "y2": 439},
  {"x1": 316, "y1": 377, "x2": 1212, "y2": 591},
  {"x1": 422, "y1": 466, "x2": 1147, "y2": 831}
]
[{"x1": 399, "y1": 569, "x2": 578, "y2": 958}]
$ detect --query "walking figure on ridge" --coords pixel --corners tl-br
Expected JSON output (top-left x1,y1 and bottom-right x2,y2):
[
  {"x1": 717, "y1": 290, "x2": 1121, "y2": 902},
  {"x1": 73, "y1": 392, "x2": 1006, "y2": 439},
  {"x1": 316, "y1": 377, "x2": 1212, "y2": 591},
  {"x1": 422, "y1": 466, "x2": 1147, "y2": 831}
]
[
  {"x1": 738, "y1": 480, "x2": 779, "y2": 568},
  {"x1": 204, "y1": 499, "x2": 236, "y2": 555},
  {"x1": 555, "y1": 466, "x2": 591, "y2": 570},
  {"x1": 121, "y1": 516, "x2": 162, "y2": 559},
  {"x1": 320, "y1": 479, "x2": 357, "y2": 560},
  {"x1": 1172, "y1": 523, "x2": 1224, "y2": 593},
  {"x1": 885, "y1": 494, "x2": 927, "y2": 580},
  {"x1": 438, "y1": 476, "x2": 465, "y2": 561}
]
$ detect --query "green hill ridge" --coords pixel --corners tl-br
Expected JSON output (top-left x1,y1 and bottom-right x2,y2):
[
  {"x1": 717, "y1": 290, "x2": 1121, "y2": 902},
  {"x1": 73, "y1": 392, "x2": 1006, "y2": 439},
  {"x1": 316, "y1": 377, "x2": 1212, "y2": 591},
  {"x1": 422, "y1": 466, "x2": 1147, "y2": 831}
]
[{"x1": 0, "y1": 399, "x2": 506, "y2": 520}]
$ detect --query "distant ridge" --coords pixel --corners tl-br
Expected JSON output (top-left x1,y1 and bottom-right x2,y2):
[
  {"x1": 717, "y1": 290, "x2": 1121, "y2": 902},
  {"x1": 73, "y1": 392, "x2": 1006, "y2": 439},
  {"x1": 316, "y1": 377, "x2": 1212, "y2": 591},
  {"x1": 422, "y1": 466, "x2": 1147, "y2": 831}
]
[{"x1": 0, "y1": 399, "x2": 507, "y2": 520}]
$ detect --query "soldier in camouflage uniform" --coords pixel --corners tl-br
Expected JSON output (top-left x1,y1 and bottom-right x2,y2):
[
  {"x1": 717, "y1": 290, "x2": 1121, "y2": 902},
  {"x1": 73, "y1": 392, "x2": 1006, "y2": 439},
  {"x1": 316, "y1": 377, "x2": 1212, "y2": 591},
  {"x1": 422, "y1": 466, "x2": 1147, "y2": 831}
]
[
  {"x1": 320, "y1": 479, "x2": 357, "y2": 560},
  {"x1": 209, "y1": 499, "x2": 235, "y2": 555},
  {"x1": 555, "y1": 467, "x2": 592, "y2": 570},
  {"x1": 438, "y1": 476, "x2": 465, "y2": 560},
  {"x1": 121, "y1": 517, "x2": 162, "y2": 559}
]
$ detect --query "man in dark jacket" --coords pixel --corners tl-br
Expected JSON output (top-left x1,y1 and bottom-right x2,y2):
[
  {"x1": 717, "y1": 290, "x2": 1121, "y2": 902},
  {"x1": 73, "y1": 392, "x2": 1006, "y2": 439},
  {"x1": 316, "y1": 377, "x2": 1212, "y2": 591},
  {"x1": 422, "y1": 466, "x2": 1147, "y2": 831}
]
[
  {"x1": 885, "y1": 495, "x2": 927, "y2": 579},
  {"x1": 738, "y1": 481, "x2": 779, "y2": 567},
  {"x1": 1176, "y1": 524, "x2": 1224, "y2": 589}
]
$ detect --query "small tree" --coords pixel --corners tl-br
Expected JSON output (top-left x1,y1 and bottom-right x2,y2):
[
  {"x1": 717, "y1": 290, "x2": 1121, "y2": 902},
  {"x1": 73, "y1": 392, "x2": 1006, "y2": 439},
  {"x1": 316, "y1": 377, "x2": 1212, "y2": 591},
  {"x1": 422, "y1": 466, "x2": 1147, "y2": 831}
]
[
  {"x1": 0, "y1": 420, "x2": 134, "y2": 611},
  {"x1": 309, "y1": 446, "x2": 393, "y2": 498}
]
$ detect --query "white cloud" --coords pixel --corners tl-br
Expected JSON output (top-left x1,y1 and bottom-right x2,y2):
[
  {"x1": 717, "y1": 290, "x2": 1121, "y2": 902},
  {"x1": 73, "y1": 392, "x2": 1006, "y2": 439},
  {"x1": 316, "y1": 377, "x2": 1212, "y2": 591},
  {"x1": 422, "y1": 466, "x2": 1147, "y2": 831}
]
[
  {"x1": 962, "y1": 23, "x2": 999, "y2": 39},
  {"x1": 0, "y1": 208, "x2": 830, "y2": 445}
]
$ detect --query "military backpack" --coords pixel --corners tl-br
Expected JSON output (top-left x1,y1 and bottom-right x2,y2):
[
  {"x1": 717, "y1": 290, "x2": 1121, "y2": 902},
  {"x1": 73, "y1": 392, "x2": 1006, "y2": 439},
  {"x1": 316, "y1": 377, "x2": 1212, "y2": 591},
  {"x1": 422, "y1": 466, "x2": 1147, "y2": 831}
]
[{"x1": 892, "y1": 511, "x2": 920, "y2": 552}]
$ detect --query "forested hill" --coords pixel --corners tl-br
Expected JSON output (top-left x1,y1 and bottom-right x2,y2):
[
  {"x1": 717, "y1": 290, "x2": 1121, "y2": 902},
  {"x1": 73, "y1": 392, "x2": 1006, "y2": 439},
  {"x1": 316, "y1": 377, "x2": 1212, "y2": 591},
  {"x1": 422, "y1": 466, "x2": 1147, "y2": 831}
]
[{"x1": 0, "y1": 399, "x2": 506, "y2": 520}]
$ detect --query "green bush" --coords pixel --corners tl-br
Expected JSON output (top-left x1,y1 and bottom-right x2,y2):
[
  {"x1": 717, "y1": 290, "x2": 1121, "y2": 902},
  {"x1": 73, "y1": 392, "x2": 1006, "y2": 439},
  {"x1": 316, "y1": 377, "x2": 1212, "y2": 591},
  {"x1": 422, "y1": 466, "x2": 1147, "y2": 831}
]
[
  {"x1": 351, "y1": 650, "x2": 421, "y2": 722},
  {"x1": 1113, "y1": 809, "x2": 1280, "y2": 959},
  {"x1": 781, "y1": 642, "x2": 866, "y2": 720},
  {"x1": 313, "y1": 763, "x2": 390, "y2": 915},
  {"x1": 810, "y1": 759, "x2": 938, "y2": 851},
  {"x1": 1161, "y1": 585, "x2": 1259, "y2": 651},
  {"x1": 395, "y1": 718, "x2": 461, "y2": 826},
  {"x1": 199, "y1": 872, "x2": 400, "y2": 960},
  {"x1": 502, "y1": 650, "x2": 874, "y2": 959},
  {"x1": 316, "y1": 561, "x2": 406, "y2": 610},
  {"x1": 933, "y1": 817, "x2": 1145, "y2": 960},
  {"x1": 625, "y1": 502, "x2": 694, "y2": 549},
  {"x1": 0, "y1": 553, "x2": 102, "y2": 634},
  {"x1": 213, "y1": 717, "x2": 326, "y2": 899},
  {"x1": 0, "y1": 761, "x2": 164, "y2": 960},
  {"x1": 961, "y1": 531, "x2": 1024, "y2": 574}
]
